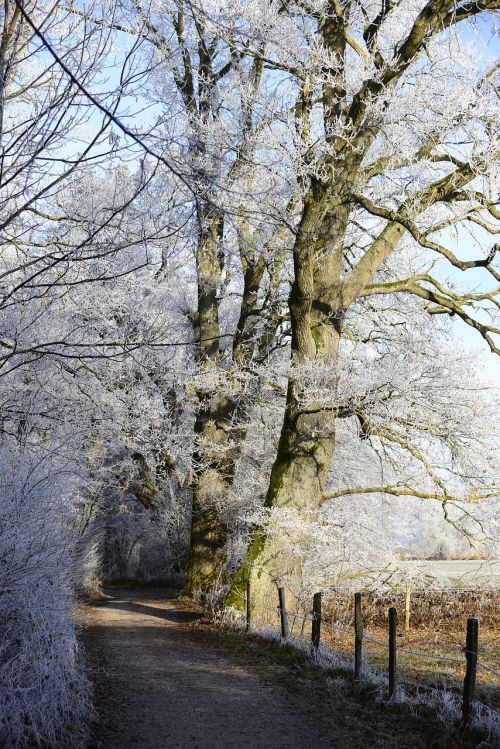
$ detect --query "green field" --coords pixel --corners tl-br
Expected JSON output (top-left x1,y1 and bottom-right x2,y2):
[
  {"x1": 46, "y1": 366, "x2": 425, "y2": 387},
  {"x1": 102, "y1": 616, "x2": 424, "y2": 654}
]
[{"x1": 407, "y1": 559, "x2": 500, "y2": 587}]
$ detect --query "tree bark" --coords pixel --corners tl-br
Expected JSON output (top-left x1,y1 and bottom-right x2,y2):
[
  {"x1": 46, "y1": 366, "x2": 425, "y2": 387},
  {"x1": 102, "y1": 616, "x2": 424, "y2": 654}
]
[
  {"x1": 226, "y1": 180, "x2": 348, "y2": 608},
  {"x1": 184, "y1": 391, "x2": 246, "y2": 591},
  {"x1": 184, "y1": 218, "x2": 272, "y2": 592}
]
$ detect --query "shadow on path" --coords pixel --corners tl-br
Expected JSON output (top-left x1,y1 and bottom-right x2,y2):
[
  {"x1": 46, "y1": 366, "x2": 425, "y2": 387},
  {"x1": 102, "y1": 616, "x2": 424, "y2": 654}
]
[
  {"x1": 93, "y1": 598, "x2": 201, "y2": 624},
  {"x1": 82, "y1": 588, "x2": 337, "y2": 749}
]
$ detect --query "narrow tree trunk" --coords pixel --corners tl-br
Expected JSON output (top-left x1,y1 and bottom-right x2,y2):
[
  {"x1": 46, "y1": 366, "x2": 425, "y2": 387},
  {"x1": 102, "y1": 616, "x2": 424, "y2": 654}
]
[
  {"x1": 184, "y1": 225, "x2": 276, "y2": 594},
  {"x1": 183, "y1": 214, "x2": 227, "y2": 592},
  {"x1": 184, "y1": 392, "x2": 246, "y2": 592},
  {"x1": 184, "y1": 475, "x2": 227, "y2": 592}
]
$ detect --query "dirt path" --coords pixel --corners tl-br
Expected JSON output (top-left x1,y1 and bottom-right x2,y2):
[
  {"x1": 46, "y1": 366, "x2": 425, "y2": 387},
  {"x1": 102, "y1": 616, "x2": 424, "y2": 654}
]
[{"x1": 81, "y1": 589, "x2": 338, "y2": 749}]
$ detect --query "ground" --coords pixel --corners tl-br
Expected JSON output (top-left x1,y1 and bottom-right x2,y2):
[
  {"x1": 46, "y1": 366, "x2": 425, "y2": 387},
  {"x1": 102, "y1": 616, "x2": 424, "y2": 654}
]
[
  {"x1": 80, "y1": 588, "x2": 336, "y2": 748},
  {"x1": 79, "y1": 588, "x2": 494, "y2": 749}
]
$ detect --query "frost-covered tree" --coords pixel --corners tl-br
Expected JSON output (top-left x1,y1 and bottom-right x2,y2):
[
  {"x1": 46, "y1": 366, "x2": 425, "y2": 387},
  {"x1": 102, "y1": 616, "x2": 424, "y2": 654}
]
[
  {"x1": 223, "y1": 295, "x2": 500, "y2": 598},
  {"x1": 222, "y1": 0, "x2": 500, "y2": 607},
  {"x1": 104, "y1": 0, "x2": 295, "y2": 590},
  {"x1": 94, "y1": 0, "x2": 500, "y2": 601},
  {"x1": 0, "y1": 0, "x2": 184, "y2": 379},
  {"x1": 0, "y1": 1, "x2": 186, "y2": 740}
]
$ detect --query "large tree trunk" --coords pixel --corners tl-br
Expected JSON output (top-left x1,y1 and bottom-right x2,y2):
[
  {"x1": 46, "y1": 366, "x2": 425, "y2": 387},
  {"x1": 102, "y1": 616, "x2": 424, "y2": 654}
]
[
  {"x1": 225, "y1": 374, "x2": 339, "y2": 608},
  {"x1": 226, "y1": 181, "x2": 348, "y2": 609}
]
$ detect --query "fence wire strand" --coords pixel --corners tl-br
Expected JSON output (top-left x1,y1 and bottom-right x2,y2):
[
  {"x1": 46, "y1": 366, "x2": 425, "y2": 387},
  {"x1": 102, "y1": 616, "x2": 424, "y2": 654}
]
[
  {"x1": 237, "y1": 588, "x2": 500, "y2": 686},
  {"x1": 478, "y1": 662, "x2": 500, "y2": 679}
]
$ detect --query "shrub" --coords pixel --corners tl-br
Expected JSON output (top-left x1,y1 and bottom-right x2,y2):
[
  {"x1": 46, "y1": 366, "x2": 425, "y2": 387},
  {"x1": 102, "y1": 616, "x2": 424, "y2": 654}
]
[{"x1": 0, "y1": 448, "x2": 91, "y2": 748}]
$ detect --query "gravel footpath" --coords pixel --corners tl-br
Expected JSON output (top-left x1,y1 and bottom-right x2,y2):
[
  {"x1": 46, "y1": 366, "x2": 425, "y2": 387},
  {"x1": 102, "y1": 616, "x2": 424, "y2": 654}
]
[{"x1": 81, "y1": 589, "x2": 339, "y2": 749}]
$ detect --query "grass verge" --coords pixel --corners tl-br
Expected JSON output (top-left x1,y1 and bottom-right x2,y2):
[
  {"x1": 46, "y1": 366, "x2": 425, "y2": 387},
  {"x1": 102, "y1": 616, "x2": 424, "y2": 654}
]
[{"x1": 201, "y1": 623, "x2": 498, "y2": 749}]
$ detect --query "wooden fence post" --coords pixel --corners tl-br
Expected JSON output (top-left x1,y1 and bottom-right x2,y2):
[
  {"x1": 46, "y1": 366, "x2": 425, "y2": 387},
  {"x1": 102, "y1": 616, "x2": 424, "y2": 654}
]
[
  {"x1": 311, "y1": 592, "x2": 322, "y2": 649},
  {"x1": 245, "y1": 578, "x2": 251, "y2": 632},
  {"x1": 277, "y1": 586, "x2": 289, "y2": 640},
  {"x1": 354, "y1": 592, "x2": 363, "y2": 680},
  {"x1": 388, "y1": 607, "x2": 398, "y2": 699},
  {"x1": 461, "y1": 618, "x2": 479, "y2": 729},
  {"x1": 405, "y1": 578, "x2": 412, "y2": 632}
]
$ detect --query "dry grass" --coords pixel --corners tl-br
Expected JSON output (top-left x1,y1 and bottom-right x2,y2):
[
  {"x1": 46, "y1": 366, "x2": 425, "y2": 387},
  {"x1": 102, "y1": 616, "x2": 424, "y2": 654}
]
[
  {"x1": 248, "y1": 588, "x2": 500, "y2": 714},
  {"x1": 321, "y1": 625, "x2": 500, "y2": 711},
  {"x1": 213, "y1": 625, "x2": 496, "y2": 748},
  {"x1": 319, "y1": 590, "x2": 500, "y2": 712}
]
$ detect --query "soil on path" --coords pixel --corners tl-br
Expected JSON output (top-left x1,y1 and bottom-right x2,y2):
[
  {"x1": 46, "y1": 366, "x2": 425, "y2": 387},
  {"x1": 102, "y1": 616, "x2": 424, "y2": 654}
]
[{"x1": 81, "y1": 588, "x2": 338, "y2": 749}]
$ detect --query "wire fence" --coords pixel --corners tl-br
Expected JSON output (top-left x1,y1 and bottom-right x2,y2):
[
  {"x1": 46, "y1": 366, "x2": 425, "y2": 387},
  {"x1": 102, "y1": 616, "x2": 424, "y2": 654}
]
[
  {"x1": 236, "y1": 582, "x2": 500, "y2": 730},
  {"x1": 245, "y1": 596, "x2": 500, "y2": 679},
  {"x1": 232, "y1": 581, "x2": 500, "y2": 675}
]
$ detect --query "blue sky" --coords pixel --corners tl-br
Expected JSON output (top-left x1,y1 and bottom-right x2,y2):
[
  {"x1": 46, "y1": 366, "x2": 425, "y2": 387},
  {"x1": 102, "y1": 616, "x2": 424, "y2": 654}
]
[{"x1": 443, "y1": 17, "x2": 499, "y2": 387}]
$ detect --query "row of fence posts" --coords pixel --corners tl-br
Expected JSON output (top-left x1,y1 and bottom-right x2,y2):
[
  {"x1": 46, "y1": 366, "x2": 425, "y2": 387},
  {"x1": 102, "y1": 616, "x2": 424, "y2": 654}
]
[{"x1": 244, "y1": 582, "x2": 480, "y2": 729}]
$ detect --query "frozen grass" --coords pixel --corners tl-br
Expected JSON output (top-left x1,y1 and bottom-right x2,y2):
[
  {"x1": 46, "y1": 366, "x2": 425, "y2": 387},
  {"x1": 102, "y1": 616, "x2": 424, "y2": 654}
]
[{"x1": 224, "y1": 607, "x2": 500, "y2": 746}]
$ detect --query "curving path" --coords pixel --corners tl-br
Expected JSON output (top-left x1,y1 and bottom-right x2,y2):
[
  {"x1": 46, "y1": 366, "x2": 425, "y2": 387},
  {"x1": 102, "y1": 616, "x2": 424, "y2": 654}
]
[{"x1": 82, "y1": 589, "x2": 338, "y2": 749}]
